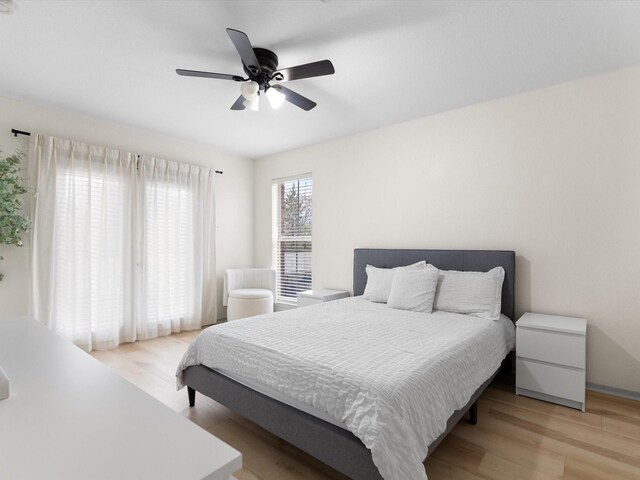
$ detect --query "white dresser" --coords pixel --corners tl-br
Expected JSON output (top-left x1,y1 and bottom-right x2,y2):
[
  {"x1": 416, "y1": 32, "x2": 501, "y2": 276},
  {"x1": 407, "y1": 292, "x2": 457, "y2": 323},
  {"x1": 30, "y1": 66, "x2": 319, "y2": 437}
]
[
  {"x1": 297, "y1": 289, "x2": 349, "y2": 307},
  {"x1": 515, "y1": 312, "x2": 587, "y2": 411}
]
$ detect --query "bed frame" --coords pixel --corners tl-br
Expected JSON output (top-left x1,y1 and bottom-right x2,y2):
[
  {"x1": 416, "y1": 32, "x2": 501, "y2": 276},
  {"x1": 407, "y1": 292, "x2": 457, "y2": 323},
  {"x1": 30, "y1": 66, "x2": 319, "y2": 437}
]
[{"x1": 183, "y1": 248, "x2": 515, "y2": 479}]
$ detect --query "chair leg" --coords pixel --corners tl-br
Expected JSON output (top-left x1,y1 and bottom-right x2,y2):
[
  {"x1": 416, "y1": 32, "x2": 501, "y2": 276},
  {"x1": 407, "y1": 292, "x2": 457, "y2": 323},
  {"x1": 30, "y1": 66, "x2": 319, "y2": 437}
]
[
  {"x1": 188, "y1": 386, "x2": 196, "y2": 407},
  {"x1": 468, "y1": 401, "x2": 478, "y2": 425}
]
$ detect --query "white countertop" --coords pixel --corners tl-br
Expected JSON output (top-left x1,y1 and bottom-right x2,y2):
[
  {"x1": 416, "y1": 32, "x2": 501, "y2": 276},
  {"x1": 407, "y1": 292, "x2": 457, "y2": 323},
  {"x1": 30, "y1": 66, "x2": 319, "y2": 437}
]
[{"x1": 0, "y1": 317, "x2": 241, "y2": 480}]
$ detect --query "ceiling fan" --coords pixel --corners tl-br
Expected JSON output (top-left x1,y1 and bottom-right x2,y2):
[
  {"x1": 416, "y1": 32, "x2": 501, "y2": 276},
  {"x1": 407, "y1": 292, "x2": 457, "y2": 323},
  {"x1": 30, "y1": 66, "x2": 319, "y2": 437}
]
[{"x1": 177, "y1": 28, "x2": 335, "y2": 112}]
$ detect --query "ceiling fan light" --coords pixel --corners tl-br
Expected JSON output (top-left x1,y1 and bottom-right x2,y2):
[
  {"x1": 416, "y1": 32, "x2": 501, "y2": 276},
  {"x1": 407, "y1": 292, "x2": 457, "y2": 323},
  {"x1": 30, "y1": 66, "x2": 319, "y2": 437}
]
[
  {"x1": 240, "y1": 81, "x2": 259, "y2": 101},
  {"x1": 266, "y1": 86, "x2": 285, "y2": 109},
  {"x1": 243, "y1": 95, "x2": 260, "y2": 112}
]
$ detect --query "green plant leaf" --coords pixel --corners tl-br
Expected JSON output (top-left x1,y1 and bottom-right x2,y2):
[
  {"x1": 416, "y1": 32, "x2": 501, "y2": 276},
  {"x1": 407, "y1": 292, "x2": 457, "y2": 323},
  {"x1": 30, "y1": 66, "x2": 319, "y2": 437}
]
[{"x1": 0, "y1": 150, "x2": 31, "y2": 282}]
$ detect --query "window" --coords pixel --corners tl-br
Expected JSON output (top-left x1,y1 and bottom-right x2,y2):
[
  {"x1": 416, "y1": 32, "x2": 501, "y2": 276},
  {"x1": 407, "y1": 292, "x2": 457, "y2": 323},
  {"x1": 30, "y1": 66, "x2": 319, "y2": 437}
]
[
  {"x1": 52, "y1": 161, "x2": 204, "y2": 347},
  {"x1": 272, "y1": 175, "x2": 312, "y2": 303}
]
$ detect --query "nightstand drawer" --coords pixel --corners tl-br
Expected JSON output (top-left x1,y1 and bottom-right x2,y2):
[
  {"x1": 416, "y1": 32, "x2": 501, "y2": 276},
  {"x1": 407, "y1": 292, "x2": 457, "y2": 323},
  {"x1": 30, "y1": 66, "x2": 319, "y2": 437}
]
[
  {"x1": 516, "y1": 358, "x2": 585, "y2": 403},
  {"x1": 516, "y1": 327, "x2": 585, "y2": 368}
]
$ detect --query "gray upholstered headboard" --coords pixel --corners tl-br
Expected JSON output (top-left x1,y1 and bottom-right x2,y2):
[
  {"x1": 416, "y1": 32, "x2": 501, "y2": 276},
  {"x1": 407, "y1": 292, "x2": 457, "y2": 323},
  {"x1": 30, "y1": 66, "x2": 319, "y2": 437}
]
[{"x1": 353, "y1": 248, "x2": 516, "y2": 320}]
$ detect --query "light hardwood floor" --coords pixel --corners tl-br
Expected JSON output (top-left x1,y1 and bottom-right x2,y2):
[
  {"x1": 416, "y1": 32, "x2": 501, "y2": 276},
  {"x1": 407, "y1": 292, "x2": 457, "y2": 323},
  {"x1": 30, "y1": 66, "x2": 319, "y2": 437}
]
[{"x1": 91, "y1": 330, "x2": 640, "y2": 480}]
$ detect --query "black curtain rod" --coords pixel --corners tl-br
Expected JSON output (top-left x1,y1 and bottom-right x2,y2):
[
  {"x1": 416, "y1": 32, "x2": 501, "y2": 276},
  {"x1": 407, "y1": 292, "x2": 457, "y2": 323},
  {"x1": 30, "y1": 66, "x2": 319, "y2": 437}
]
[{"x1": 10, "y1": 128, "x2": 223, "y2": 174}]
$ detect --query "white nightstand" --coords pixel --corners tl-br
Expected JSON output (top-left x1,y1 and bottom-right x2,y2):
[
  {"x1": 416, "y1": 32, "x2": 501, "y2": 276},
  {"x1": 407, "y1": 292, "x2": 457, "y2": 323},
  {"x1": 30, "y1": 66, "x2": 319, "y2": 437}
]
[
  {"x1": 297, "y1": 289, "x2": 349, "y2": 307},
  {"x1": 516, "y1": 312, "x2": 587, "y2": 411}
]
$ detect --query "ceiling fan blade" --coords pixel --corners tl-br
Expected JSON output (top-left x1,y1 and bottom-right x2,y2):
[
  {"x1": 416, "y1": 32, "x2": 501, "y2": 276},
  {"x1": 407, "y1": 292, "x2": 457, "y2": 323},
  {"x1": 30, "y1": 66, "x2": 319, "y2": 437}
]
[
  {"x1": 274, "y1": 60, "x2": 335, "y2": 82},
  {"x1": 272, "y1": 85, "x2": 317, "y2": 111},
  {"x1": 230, "y1": 95, "x2": 246, "y2": 110},
  {"x1": 226, "y1": 28, "x2": 261, "y2": 74},
  {"x1": 176, "y1": 69, "x2": 244, "y2": 81}
]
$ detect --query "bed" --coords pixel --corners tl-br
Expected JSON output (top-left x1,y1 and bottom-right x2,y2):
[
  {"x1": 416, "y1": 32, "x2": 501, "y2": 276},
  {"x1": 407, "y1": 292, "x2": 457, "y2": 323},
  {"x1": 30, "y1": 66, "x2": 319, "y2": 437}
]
[{"x1": 177, "y1": 248, "x2": 516, "y2": 480}]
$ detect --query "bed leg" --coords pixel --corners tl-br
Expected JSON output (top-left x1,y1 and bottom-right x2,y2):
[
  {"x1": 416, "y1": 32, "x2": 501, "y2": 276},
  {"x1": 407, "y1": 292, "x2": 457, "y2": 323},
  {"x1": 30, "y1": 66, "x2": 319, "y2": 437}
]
[
  {"x1": 469, "y1": 401, "x2": 478, "y2": 425},
  {"x1": 188, "y1": 387, "x2": 196, "y2": 407}
]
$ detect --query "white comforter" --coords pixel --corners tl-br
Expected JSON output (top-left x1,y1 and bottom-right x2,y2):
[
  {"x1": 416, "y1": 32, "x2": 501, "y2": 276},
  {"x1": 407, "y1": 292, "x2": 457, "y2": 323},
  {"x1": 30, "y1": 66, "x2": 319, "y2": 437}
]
[{"x1": 176, "y1": 297, "x2": 514, "y2": 480}]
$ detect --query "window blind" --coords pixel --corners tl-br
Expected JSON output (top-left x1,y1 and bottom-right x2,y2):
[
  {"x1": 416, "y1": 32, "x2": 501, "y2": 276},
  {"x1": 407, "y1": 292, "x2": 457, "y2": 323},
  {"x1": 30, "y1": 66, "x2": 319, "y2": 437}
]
[{"x1": 272, "y1": 175, "x2": 312, "y2": 303}]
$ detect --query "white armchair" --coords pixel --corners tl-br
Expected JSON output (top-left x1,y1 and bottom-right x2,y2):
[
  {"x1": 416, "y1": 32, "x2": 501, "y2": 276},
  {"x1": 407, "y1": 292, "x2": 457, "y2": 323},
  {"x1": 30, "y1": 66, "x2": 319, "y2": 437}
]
[{"x1": 223, "y1": 268, "x2": 276, "y2": 321}]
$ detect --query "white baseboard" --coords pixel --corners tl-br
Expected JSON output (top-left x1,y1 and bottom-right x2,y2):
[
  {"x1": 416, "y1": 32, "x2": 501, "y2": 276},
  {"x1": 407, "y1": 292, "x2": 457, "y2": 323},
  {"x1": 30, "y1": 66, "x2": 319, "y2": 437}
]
[{"x1": 587, "y1": 382, "x2": 640, "y2": 401}]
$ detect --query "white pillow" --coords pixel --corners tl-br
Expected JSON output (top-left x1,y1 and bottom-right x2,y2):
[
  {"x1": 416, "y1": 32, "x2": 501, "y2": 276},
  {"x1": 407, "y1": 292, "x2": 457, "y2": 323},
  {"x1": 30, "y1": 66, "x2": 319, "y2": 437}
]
[
  {"x1": 387, "y1": 264, "x2": 439, "y2": 313},
  {"x1": 362, "y1": 261, "x2": 426, "y2": 303},
  {"x1": 433, "y1": 267, "x2": 505, "y2": 320}
]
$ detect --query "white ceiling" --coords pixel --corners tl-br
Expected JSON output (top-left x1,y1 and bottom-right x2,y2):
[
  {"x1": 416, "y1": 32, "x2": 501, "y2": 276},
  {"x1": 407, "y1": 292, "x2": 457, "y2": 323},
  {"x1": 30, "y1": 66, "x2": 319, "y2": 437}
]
[{"x1": 2, "y1": 1, "x2": 640, "y2": 159}]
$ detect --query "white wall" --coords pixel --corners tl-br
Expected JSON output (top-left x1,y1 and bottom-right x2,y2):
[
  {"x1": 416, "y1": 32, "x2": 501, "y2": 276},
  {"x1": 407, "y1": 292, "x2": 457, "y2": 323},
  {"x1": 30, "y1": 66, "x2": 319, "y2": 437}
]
[
  {"x1": 0, "y1": 94, "x2": 254, "y2": 321},
  {"x1": 254, "y1": 66, "x2": 640, "y2": 393}
]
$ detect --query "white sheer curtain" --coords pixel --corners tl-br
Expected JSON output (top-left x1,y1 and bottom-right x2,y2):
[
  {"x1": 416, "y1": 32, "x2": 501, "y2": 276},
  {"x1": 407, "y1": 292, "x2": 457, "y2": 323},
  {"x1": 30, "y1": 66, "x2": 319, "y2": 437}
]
[
  {"x1": 137, "y1": 155, "x2": 216, "y2": 340},
  {"x1": 29, "y1": 135, "x2": 216, "y2": 351}
]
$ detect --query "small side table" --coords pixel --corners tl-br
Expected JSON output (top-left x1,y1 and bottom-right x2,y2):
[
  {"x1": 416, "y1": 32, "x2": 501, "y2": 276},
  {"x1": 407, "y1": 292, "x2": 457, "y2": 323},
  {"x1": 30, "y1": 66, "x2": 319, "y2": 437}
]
[
  {"x1": 297, "y1": 289, "x2": 349, "y2": 308},
  {"x1": 515, "y1": 312, "x2": 587, "y2": 411}
]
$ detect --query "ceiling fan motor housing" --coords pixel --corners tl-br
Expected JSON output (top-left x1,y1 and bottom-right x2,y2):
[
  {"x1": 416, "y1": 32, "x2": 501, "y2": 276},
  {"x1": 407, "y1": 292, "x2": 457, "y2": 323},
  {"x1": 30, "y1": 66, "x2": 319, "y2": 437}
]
[{"x1": 244, "y1": 48, "x2": 280, "y2": 88}]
